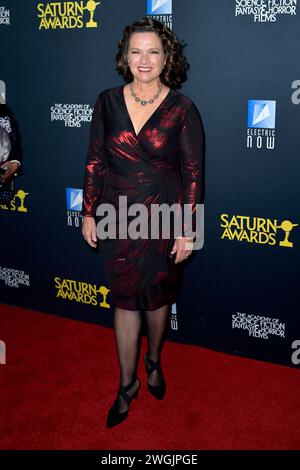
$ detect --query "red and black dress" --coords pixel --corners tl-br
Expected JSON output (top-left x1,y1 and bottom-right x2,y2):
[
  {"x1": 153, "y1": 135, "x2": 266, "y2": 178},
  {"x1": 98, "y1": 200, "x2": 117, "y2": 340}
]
[{"x1": 82, "y1": 86, "x2": 204, "y2": 311}]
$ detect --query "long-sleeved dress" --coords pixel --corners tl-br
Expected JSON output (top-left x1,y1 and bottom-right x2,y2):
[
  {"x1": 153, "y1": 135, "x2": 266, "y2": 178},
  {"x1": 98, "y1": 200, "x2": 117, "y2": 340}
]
[{"x1": 82, "y1": 85, "x2": 204, "y2": 311}]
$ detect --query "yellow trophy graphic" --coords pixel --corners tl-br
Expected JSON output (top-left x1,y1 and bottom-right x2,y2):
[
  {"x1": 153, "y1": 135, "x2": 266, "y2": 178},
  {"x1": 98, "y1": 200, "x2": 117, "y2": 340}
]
[
  {"x1": 99, "y1": 285, "x2": 110, "y2": 308},
  {"x1": 16, "y1": 190, "x2": 29, "y2": 212},
  {"x1": 85, "y1": 0, "x2": 100, "y2": 28},
  {"x1": 278, "y1": 220, "x2": 298, "y2": 248}
]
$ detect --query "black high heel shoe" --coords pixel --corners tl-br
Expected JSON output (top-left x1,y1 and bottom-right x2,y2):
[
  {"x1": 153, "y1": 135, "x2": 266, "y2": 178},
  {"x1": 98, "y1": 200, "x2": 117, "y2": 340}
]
[
  {"x1": 144, "y1": 352, "x2": 166, "y2": 400},
  {"x1": 106, "y1": 377, "x2": 140, "y2": 428}
]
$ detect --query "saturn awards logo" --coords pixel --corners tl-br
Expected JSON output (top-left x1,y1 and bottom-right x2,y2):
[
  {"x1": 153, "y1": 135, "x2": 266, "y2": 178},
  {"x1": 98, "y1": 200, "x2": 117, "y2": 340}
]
[
  {"x1": 220, "y1": 213, "x2": 298, "y2": 248},
  {"x1": 147, "y1": 0, "x2": 172, "y2": 29},
  {"x1": 247, "y1": 99, "x2": 276, "y2": 149},
  {"x1": 0, "y1": 188, "x2": 29, "y2": 212},
  {"x1": 54, "y1": 276, "x2": 110, "y2": 309},
  {"x1": 37, "y1": 0, "x2": 101, "y2": 30}
]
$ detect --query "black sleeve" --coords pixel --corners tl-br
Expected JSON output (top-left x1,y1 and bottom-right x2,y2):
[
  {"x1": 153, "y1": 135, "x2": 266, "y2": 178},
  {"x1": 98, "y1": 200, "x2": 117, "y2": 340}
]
[
  {"x1": 179, "y1": 102, "x2": 205, "y2": 238},
  {"x1": 82, "y1": 93, "x2": 107, "y2": 217}
]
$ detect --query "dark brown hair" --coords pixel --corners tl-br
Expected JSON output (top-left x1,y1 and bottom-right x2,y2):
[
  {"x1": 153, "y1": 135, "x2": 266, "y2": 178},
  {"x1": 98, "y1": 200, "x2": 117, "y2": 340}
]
[{"x1": 116, "y1": 17, "x2": 189, "y2": 88}]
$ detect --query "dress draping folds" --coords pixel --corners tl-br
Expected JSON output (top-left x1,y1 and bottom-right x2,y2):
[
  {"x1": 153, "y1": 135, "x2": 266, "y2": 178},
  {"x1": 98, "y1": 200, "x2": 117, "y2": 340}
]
[{"x1": 82, "y1": 86, "x2": 204, "y2": 310}]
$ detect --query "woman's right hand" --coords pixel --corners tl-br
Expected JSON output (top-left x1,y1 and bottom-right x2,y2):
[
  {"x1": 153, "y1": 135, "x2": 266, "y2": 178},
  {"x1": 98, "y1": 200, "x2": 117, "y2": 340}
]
[{"x1": 82, "y1": 216, "x2": 97, "y2": 248}]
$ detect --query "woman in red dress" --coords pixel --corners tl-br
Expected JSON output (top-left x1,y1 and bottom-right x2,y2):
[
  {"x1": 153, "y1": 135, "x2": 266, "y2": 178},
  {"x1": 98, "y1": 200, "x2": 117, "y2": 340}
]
[{"x1": 82, "y1": 17, "x2": 204, "y2": 428}]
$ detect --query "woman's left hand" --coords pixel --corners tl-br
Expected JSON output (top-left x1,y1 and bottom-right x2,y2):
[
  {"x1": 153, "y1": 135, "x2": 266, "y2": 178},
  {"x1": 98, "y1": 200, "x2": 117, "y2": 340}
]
[{"x1": 170, "y1": 237, "x2": 193, "y2": 263}]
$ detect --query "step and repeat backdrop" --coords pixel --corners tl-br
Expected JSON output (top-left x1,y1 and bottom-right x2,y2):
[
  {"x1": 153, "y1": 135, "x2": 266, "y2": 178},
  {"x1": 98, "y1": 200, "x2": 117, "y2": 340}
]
[{"x1": 1, "y1": 1, "x2": 299, "y2": 367}]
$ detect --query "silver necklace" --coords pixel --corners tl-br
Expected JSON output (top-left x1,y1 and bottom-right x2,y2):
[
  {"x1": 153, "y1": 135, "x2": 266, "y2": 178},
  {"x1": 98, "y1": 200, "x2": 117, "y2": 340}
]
[{"x1": 130, "y1": 83, "x2": 162, "y2": 105}]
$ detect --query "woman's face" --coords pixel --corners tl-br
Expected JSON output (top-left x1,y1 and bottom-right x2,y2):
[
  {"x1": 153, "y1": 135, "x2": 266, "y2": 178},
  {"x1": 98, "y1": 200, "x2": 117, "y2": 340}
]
[{"x1": 127, "y1": 32, "x2": 166, "y2": 84}]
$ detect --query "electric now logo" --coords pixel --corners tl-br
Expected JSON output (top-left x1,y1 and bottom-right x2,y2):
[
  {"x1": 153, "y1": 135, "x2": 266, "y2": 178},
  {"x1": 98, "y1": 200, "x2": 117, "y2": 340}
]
[
  {"x1": 248, "y1": 100, "x2": 276, "y2": 129},
  {"x1": 66, "y1": 188, "x2": 83, "y2": 212},
  {"x1": 147, "y1": 0, "x2": 172, "y2": 15},
  {"x1": 65, "y1": 188, "x2": 83, "y2": 228},
  {"x1": 147, "y1": 0, "x2": 172, "y2": 29},
  {"x1": 247, "y1": 99, "x2": 276, "y2": 149}
]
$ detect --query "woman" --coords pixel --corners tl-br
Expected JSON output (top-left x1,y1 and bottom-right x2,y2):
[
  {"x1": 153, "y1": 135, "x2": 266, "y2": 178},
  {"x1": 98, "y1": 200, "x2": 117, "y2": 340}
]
[{"x1": 82, "y1": 17, "x2": 204, "y2": 428}]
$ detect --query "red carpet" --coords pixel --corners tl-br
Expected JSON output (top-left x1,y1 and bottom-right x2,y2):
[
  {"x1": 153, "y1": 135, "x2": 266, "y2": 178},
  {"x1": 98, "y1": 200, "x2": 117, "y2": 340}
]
[{"x1": 0, "y1": 303, "x2": 299, "y2": 450}]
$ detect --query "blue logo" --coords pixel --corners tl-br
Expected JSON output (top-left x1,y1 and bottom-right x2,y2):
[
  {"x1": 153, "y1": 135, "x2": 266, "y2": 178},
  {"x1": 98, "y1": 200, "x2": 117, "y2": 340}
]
[
  {"x1": 66, "y1": 188, "x2": 83, "y2": 211},
  {"x1": 147, "y1": 0, "x2": 172, "y2": 15},
  {"x1": 248, "y1": 100, "x2": 276, "y2": 129}
]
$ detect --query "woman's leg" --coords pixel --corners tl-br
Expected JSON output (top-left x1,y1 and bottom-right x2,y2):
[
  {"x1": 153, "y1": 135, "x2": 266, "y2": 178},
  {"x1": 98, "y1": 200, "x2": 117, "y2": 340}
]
[
  {"x1": 113, "y1": 307, "x2": 142, "y2": 412},
  {"x1": 145, "y1": 303, "x2": 170, "y2": 386}
]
